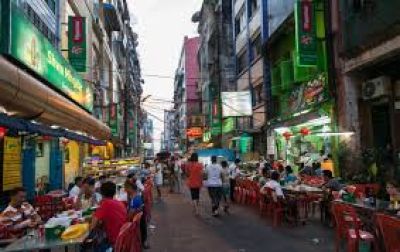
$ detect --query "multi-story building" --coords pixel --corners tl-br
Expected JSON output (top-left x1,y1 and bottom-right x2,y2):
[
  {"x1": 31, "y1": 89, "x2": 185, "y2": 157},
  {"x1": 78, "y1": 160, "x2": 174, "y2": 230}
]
[
  {"x1": 0, "y1": 0, "x2": 142, "y2": 200},
  {"x1": 0, "y1": 0, "x2": 112, "y2": 198},
  {"x1": 264, "y1": 0, "x2": 331, "y2": 172},
  {"x1": 173, "y1": 36, "x2": 201, "y2": 153},
  {"x1": 330, "y1": 1, "x2": 400, "y2": 181},
  {"x1": 163, "y1": 110, "x2": 176, "y2": 152},
  {"x1": 142, "y1": 116, "x2": 154, "y2": 159},
  {"x1": 124, "y1": 26, "x2": 143, "y2": 156},
  {"x1": 193, "y1": 0, "x2": 235, "y2": 149},
  {"x1": 232, "y1": 0, "x2": 269, "y2": 159}
]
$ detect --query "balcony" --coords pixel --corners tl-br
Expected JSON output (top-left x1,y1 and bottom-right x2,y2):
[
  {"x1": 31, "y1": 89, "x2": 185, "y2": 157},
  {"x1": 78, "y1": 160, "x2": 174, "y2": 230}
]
[
  {"x1": 103, "y1": 1, "x2": 122, "y2": 31},
  {"x1": 341, "y1": 0, "x2": 400, "y2": 56}
]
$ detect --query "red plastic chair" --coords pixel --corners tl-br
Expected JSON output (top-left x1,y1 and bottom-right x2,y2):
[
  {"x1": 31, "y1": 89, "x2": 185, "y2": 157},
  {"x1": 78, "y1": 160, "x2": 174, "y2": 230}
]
[
  {"x1": 376, "y1": 213, "x2": 400, "y2": 252},
  {"x1": 331, "y1": 202, "x2": 375, "y2": 252},
  {"x1": 263, "y1": 187, "x2": 285, "y2": 227},
  {"x1": 115, "y1": 213, "x2": 142, "y2": 252}
]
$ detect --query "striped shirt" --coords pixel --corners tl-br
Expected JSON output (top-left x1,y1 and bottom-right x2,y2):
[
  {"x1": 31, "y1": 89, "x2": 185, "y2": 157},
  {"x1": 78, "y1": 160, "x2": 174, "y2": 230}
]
[{"x1": 1, "y1": 203, "x2": 40, "y2": 237}]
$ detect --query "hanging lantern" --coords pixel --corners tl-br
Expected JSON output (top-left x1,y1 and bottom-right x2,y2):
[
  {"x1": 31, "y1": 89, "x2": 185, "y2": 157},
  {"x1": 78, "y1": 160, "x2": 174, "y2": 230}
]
[
  {"x1": 300, "y1": 127, "x2": 310, "y2": 136},
  {"x1": 282, "y1": 132, "x2": 292, "y2": 141},
  {"x1": 0, "y1": 127, "x2": 7, "y2": 138},
  {"x1": 42, "y1": 135, "x2": 52, "y2": 141}
]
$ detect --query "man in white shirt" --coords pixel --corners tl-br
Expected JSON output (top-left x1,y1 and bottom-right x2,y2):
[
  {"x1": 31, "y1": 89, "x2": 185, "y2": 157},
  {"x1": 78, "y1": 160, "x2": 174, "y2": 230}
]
[
  {"x1": 206, "y1": 156, "x2": 223, "y2": 216},
  {"x1": 154, "y1": 160, "x2": 163, "y2": 200},
  {"x1": 261, "y1": 171, "x2": 284, "y2": 201},
  {"x1": 69, "y1": 176, "x2": 83, "y2": 198},
  {"x1": 228, "y1": 159, "x2": 241, "y2": 202},
  {"x1": 94, "y1": 175, "x2": 106, "y2": 192}
]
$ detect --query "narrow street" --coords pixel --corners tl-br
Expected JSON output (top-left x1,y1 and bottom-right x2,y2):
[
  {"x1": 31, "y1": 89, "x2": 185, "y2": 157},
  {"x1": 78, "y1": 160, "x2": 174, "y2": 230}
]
[{"x1": 148, "y1": 189, "x2": 335, "y2": 252}]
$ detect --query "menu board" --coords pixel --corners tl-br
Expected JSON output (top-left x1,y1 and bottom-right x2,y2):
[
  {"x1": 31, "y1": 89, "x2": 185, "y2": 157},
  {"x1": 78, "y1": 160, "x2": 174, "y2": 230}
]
[{"x1": 2, "y1": 137, "x2": 22, "y2": 191}]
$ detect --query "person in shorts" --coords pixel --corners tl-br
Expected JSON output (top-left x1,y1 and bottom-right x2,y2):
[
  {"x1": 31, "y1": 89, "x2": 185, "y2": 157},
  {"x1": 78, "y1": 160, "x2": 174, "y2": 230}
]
[
  {"x1": 185, "y1": 153, "x2": 203, "y2": 216},
  {"x1": 221, "y1": 161, "x2": 230, "y2": 213},
  {"x1": 154, "y1": 159, "x2": 164, "y2": 200}
]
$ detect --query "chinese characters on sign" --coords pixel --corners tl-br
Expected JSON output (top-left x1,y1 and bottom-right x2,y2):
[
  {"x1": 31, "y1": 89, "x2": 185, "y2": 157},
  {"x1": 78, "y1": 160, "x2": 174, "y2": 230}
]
[
  {"x1": 295, "y1": 0, "x2": 317, "y2": 66},
  {"x1": 68, "y1": 16, "x2": 87, "y2": 72}
]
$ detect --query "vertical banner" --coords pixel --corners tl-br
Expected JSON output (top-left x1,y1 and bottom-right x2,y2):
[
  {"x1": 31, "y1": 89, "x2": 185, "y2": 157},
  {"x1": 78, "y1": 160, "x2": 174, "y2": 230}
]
[
  {"x1": 295, "y1": 0, "x2": 317, "y2": 66},
  {"x1": 2, "y1": 136, "x2": 22, "y2": 191},
  {"x1": 68, "y1": 16, "x2": 87, "y2": 72},
  {"x1": 109, "y1": 103, "x2": 119, "y2": 137}
]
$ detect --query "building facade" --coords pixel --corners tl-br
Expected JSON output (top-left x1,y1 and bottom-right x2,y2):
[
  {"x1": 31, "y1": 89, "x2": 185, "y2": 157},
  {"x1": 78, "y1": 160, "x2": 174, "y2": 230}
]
[
  {"x1": 263, "y1": 0, "x2": 332, "y2": 172},
  {"x1": 194, "y1": 0, "x2": 235, "y2": 150},
  {"x1": 0, "y1": 0, "x2": 142, "y2": 201},
  {"x1": 163, "y1": 110, "x2": 176, "y2": 152},
  {"x1": 232, "y1": 0, "x2": 269, "y2": 160},
  {"x1": 331, "y1": 0, "x2": 400, "y2": 181},
  {"x1": 173, "y1": 36, "x2": 201, "y2": 153}
]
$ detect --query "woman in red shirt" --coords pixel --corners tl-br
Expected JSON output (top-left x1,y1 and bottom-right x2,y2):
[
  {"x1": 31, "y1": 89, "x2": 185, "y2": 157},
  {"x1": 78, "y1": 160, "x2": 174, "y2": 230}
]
[{"x1": 186, "y1": 153, "x2": 204, "y2": 216}]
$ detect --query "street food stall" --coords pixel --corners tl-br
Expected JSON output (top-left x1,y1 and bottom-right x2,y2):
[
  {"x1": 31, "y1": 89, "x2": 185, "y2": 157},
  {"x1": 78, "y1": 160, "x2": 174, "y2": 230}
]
[{"x1": 82, "y1": 157, "x2": 142, "y2": 178}]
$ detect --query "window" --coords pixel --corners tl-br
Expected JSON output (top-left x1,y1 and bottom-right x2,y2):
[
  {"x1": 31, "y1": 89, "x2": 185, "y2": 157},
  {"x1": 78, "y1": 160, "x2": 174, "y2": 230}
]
[
  {"x1": 249, "y1": 0, "x2": 259, "y2": 19},
  {"x1": 250, "y1": 34, "x2": 262, "y2": 61},
  {"x1": 235, "y1": 7, "x2": 246, "y2": 36},
  {"x1": 235, "y1": 17, "x2": 241, "y2": 36},
  {"x1": 45, "y1": 0, "x2": 56, "y2": 14},
  {"x1": 236, "y1": 50, "x2": 247, "y2": 74},
  {"x1": 252, "y1": 84, "x2": 263, "y2": 105}
]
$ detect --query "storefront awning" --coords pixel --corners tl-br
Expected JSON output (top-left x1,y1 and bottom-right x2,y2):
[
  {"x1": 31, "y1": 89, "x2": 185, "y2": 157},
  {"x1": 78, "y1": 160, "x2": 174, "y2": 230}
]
[
  {"x1": 0, "y1": 113, "x2": 106, "y2": 146},
  {"x1": 0, "y1": 56, "x2": 111, "y2": 140}
]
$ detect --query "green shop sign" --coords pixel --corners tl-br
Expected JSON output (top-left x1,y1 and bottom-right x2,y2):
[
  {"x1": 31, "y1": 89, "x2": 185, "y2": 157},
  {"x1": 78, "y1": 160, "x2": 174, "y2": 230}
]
[
  {"x1": 109, "y1": 104, "x2": 120, "y2": 137},
  {"x1": 239, "y1": 135, "x2": 253, "y2": 154},
  {"x1": 222, "y1": 117, "x2": 235, "y2": 134},
  {"x1": 0, "y1": 1, "x2": 93, "y2": 111},
  {"x1": 295, "y1": 0, "x2": 317, "y2": 66}
]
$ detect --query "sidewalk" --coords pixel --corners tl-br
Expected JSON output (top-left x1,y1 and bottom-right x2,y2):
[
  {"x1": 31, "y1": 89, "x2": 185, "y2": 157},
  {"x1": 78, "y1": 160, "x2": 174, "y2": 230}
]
[{"x1": 147, "y1": 188, "x2": 335, "y2": 252}]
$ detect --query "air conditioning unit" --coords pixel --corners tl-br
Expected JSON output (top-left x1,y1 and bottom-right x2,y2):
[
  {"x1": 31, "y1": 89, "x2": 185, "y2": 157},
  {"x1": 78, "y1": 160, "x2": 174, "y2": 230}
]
[{"x1": 362, "y1": 76, "x2": 391, "y2": 100}]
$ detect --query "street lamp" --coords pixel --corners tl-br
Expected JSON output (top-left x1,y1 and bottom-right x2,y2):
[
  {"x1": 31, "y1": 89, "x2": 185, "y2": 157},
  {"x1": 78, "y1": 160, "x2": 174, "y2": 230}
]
[{"x1": 141, "y1": 95, "x2": 151, "y2": 103}]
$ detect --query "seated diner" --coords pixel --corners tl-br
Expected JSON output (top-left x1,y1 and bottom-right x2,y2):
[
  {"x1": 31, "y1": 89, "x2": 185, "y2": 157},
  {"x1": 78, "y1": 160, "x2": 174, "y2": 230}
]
[
  {"x1": 91, "y1": 181, "x2": 127, "y2": 248},
  {"x1": 260, "y1": 171, "x2": 284, "y2": 200},
  {"x1": 75, "y1": 177, "x2": 101, "y2": 210},
  {"x1": 0, "y1": 187, "x2": 42, "y2": 238}
]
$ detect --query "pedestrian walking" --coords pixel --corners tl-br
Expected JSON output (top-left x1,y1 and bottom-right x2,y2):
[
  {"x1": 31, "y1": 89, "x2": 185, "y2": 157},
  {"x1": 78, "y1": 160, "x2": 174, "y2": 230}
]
[
  {"x1": 186, "y1": 153, "x2": 203, "y2": 216},
  {"x1": 175, "y1": 156, "x2": 183, "y2": 193},
  {"x1": 228, "y1": 159, "x2": 241, "y2": 202},
  {"x1": 221, "y1": 160, "x2": 230, "y2": 213},
  {"x1": 168, "y1": 157, "x2": 176, "y2": 193},
  {"x1": 205, "y1": 156, "x2": 223, "y2": 216},
  {"x1": 154, "y1": 159, "x2": 163, "y2": 200}
]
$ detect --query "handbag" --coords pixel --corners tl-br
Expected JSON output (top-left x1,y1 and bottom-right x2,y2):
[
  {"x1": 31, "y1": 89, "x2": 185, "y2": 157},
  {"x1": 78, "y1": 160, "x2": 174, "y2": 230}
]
[{"x1": 82, "y1": 224, "x2": 110, "y2": 252}]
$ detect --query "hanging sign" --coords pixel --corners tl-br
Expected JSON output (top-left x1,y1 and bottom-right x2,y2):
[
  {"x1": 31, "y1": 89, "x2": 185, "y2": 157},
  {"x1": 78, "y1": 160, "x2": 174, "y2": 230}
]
[
  {"x1": 287, "y1": 73, "x2": 327, "y2": 115},
  {"x1": 187, "y1": 127, "x2": 203, "y2": 138},
  {"x1": 109, "y1": 104, "x2": 119, "y2": 137},
  {"x1": 2, "y1": 136, "x2": 22, "y2": 191},
  {"x1": 295, "y1": 0, "x2": 317, "y2": 66},
  {"x1": 68, "y1": 16, "x2": 87, "y2": 72}
]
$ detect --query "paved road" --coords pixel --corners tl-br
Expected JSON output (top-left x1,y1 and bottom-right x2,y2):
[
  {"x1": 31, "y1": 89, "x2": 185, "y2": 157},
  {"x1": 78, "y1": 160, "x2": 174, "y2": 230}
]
[{"x1": 147, "y1": 188, "x2": 334, "y2": 252}]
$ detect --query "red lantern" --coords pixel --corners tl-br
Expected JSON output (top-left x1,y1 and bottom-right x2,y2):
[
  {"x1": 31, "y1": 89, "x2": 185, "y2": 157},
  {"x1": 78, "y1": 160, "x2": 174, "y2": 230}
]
[
  {"x1": 42, "y1": 135, "x2": 52, "y2": 141},
  {"x1": 300, "y1": 127, "x2": 310, "y2": 136},
  {"x1": 282, "y1": 132, "x2": 292, "y2": 141},
  {"x1": 0, "y1": 127, "x2": 7, "y2": 138}
]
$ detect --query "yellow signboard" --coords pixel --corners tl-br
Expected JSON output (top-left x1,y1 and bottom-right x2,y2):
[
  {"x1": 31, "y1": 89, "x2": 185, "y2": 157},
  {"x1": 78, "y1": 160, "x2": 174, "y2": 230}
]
[{"x1": 3, "y1": 137, "x2": 22, "y2": 191}]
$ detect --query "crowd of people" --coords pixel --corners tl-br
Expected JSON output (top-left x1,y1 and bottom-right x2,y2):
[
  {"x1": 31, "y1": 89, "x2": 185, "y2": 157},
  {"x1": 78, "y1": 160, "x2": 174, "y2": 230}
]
[
  {"x1": 1, "y1": 152, "x2": 399, "y2": 251},
  {"x1": 0, "y1": 164, "x2": 154, "y2": 251}
]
